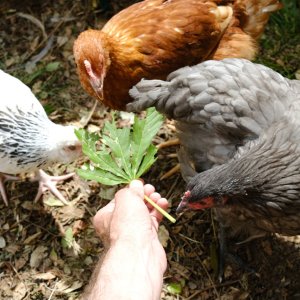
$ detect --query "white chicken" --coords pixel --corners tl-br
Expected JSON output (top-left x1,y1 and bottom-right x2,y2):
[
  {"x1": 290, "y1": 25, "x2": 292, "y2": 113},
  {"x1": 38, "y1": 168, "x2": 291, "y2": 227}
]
[{"x1": 0, "y1": 70, "x2": 82, "y2": 205}]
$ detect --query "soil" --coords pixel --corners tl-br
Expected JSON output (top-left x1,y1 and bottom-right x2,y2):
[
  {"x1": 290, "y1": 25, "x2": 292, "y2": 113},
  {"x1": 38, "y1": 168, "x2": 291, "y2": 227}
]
[{"x1": 0, "y1": 1, "x2": 299, "y2": 299}]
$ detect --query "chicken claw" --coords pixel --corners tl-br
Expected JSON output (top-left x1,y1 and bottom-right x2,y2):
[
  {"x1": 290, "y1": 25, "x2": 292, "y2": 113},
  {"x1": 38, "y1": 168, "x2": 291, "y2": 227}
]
[
  {"x1": 0, "y1": 173, "x2": 20, "y2": 206},
  {"x1": 31, "y1": 170, "x2": 75, "y2": 205}
]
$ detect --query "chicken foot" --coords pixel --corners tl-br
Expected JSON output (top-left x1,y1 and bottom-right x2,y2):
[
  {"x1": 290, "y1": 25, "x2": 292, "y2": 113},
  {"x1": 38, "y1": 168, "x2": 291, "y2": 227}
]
[
  {"x1": 218, "y1": 225, "x2": 257, "y2": 282},
  {"x1": 160, "y1": 164, "x2": 181, "y2": 180},
  {"x1": 157, "y1": 138, "x2": 181, "y2": 179},
  {"x1": 157, "y1": 138, "x2": 180, "y2": 149},
  {"x1": 31, "y1": 169, "x2": 75, "y2": 205},
  {"x1": 0, "y1": 173, "x2": 20, "y2": 206}
]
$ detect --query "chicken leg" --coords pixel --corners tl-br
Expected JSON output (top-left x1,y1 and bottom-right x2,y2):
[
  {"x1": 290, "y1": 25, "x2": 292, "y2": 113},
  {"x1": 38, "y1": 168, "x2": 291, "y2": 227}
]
[
  {"x1": 157, "y1": 138, "x2": 180, "y2": 149},
  {"x1": 157, "y1": 138, "x2": 182, "y2": 179},
  {"x1": 31, "y1": 169, "x2": 75, "y2": 205},
  {"x1": 218, "y1": 224, "x2": 257, "y2": 282},
  {"x1": 0, "y1": 173, "x2": 20, "y2": 206}
]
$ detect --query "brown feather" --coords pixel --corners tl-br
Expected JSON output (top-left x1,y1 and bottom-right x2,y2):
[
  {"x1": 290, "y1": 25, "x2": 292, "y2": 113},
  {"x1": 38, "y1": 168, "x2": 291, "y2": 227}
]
[{"x1": 73, "y1": 0, "x2": 282, "y2": 110}]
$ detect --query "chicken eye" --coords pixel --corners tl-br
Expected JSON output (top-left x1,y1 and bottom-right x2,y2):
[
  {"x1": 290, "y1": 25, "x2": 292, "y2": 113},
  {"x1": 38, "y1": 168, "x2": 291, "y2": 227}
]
[{"x1": 67, "y1": 145, "x2": 77, "y2": 151}]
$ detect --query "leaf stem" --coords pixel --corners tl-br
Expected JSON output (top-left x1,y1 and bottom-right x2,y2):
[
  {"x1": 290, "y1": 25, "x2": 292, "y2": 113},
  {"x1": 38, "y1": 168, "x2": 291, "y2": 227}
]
[{"x1": 144, "y1": 195, "x2": 176, "y2": 223}]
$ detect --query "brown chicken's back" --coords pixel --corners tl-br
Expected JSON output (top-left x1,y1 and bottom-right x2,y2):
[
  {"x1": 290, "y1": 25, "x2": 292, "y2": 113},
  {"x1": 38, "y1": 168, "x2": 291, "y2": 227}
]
[{"x1": 73, "y1": 0, "x2": 282, "y2": 110}]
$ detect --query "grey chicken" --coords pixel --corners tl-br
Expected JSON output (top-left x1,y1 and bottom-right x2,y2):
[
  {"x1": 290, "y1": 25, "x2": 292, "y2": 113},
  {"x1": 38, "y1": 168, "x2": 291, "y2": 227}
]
[
  {"x1": 127, "y1": 58, "x2": 300, "y2": 239},
  {"x1": 0, "y1": 70, "x2": 82, "y2": 205}
]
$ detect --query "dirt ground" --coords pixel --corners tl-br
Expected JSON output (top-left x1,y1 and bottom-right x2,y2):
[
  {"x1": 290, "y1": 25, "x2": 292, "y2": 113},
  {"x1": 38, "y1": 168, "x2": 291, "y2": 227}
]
[{"x1": 0, "y1": 1, "x2": 300, "y2": 299}]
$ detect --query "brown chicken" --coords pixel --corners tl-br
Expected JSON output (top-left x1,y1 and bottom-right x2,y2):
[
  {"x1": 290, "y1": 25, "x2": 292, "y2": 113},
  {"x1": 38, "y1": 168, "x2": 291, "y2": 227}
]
[{"x1": 73, "y1": 0, "x2": 282, "y2": 110}]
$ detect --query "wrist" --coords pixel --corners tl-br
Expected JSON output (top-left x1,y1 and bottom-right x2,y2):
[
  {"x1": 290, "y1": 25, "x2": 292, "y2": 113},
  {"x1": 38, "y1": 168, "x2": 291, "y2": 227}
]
[
  {"x1": 101, "y1": 241, "x2": 162, "y2": 300},
  {"x1": 109, "y1": 232, "x2": 153, "y2": 248},
  {"x1": 108, "y1": 223, "x2": 157, "y2": 249},
  {"x1": 110, "y1": 235, "x2": 166, "y2": 272}
]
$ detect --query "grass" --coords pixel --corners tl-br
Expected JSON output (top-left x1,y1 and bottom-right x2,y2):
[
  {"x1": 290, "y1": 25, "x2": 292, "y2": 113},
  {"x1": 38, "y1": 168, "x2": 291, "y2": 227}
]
[{"x1": 255, "y1": 0, "x2": 300, "y2": 78}]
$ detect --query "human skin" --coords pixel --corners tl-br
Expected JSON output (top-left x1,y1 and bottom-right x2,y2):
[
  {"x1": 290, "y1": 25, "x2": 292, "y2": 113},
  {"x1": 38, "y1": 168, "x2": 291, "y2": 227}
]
[{"x1": 82, "y1": 180, "x2": 169, "y2": 300}]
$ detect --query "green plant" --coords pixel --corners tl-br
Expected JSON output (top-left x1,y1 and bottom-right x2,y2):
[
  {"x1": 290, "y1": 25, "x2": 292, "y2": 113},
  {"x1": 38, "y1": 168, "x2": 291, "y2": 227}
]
[
  {"x1": 255, "y1": 0, "x2": 300, "y2": 79},
  {"x1": 75, "y1": 108, "x2": 176, "y2": 223}
]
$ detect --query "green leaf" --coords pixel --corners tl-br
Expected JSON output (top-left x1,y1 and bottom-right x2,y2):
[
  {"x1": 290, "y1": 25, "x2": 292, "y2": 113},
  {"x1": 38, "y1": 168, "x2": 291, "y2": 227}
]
[
  {"x1": 92, "y1": 152, "x2": 130, "y2": 180},
  {"x1": 102, "y1": 122, "x2": 132, "y2": 177},
  {"x1": 166, "y1": 282, "x2": 183, "y2": 295},
  {"x1": 136, "y1": 144, "x2": 158, "y2": 178},
  {"x1": 43, "y1": 103, "x2": 55, "y2": 115},
  {"x1": 61, "y1": 227, "x2": 74, "y2": 249},
  {"x1": 131, "y1": 107, "x2": 164, "y2": 176},
  {"x1": 74, "y1": 109, "x2": 177, "y2": 222},
  {"x1": 75, "y1": 128, "x2": 98, "y2": 152},
  {"x1": 76, "y1": 128, "x2": 129, "y2": 179},
  {"x1": 76, "y1": 108, "x2": 164, "y2": 186},
  {"x1": 46, "y1": 61, "x2": 60, "y2": 72},
  {"x1": 77, "y1": 168, "x2": 128, "y2": 186},
  {"x1": 44, "y1": 197, "x2": 65, "y2": 207}
]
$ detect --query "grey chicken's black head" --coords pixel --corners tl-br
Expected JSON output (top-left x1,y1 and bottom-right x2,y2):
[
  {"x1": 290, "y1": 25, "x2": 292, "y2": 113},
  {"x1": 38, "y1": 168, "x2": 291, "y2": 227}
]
[
  {"x1": 177, "y1": 123, "x2": 300, "y2": 215},
  {"x1": 177, "y1": 164, "x2": 243, "y2": 213}
]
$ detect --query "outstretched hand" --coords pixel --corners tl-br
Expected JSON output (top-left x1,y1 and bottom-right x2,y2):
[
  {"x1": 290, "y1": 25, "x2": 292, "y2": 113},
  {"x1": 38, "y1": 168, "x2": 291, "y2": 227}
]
[
  {"x1": 87, "y1": 180, "x2": 169, "y2": 300},
  {"x1": 93, "y1": 179, "x2": 168, "y2": 247}
]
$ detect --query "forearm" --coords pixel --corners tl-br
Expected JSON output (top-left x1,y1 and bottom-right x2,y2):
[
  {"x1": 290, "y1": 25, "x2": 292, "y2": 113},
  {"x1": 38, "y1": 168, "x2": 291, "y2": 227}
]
[{"x1": 82, "y1": 240, "x2": 164, "y2": 300}]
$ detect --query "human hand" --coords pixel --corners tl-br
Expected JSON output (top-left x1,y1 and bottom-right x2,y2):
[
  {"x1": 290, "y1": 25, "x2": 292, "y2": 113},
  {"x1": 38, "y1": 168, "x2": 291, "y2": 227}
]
[
  {"x1": 92, "y1": 180, "x2": 168, "y2": 299},
  {"x1": 93, "y1": 179, "x2": 168, "y2": 246}
]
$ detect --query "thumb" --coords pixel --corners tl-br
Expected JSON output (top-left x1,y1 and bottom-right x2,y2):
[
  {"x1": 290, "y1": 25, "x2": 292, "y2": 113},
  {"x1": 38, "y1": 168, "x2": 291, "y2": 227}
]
[
  {"x1": 113, "y1": 179, "x2": 145, "y2": 212},
  {"x1": 129, "y1": 179, "x2": 144, "y2": 198}
]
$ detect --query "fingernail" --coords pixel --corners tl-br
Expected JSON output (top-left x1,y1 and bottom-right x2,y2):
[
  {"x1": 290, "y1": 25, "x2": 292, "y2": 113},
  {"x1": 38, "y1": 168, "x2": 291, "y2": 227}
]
[{"x1": 129, "y1": 179, "x2": 143, "y2": 189}]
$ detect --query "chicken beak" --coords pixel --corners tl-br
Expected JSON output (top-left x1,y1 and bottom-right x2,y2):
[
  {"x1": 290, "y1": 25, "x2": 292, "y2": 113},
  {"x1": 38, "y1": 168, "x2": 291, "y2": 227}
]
[
  {"x1": 84, "y1": 59, "x2": 105, "y2": 100},
  {"x1": 176, "y1": 190, "x2": 191, "y2": 214},
  {"x1": 177, "y1": 192, "x2": 216, "y2": 214},
  {"x1": 95, "y1": 85, "x2": 104, "y2": 100},
  {"x1": 93, "y1": 71, "x2": 106, "y2": 100},
  {"x1": 176, "y1": 198, "x2": 188, "y2": 214}
]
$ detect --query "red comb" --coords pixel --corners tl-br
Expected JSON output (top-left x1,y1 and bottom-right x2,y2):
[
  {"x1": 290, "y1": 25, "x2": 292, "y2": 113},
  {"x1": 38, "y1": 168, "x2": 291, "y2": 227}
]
[{"x1": 183, "y1": 190, "x2": 191, "y2": 198}]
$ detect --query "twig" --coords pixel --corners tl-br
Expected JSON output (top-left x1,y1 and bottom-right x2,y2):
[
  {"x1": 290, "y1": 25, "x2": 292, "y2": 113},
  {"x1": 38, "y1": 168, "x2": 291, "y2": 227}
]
[
  {"x1": 47, "y1": 280, "x2": 58, "y2": 300},
  {"x1": 16, "y1": 12, "x2": 47, "y2": 39},
  {"x1": 144, "y1": 195, "x2": 176, "y2": 223},
  {"x1": 20, "y1": 3, "x2": 77, "y2": 63},
  {"x1": 22, "y1": 220, "x2": 60, "y2": 237},
  {"x1": 185, "y1": 279, "x2": 241, "y2": 300},
  {"x1": 80, "y1": 99, "x2": 98, "y2": 128},
  {"x1": 182, "y1": 237, "x2": 220, "y2": 299},
  {"x1": 185, "y1": 290, "x2": 202, "y2": 300},
  {"x1": 197, "y1": 253, "x2": 220, "y2": 299},
  {"x1": 210, "y1": 209, "x2": 218, "y2": 240},
  {"x1": 179, "y1": 233, "x2": 205, "y2": 248},
  {"x1": 165, "y1": 174, "x2": 181, "y2": 199},
  {"x1": 82, "y1": 203, "x2": 95, "y2": 217},
  {"x1": 6, "y1": 262, "x2": 29, "y2": 293},
  {"x1": 30, "y1": 35, "x2": 55, "y2": 65}
]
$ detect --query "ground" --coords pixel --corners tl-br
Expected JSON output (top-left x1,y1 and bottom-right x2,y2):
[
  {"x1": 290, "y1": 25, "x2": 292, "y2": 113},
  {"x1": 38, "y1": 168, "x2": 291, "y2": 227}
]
[{"x1": 0, "y1": 0, "x2": 300, "y2": 299}]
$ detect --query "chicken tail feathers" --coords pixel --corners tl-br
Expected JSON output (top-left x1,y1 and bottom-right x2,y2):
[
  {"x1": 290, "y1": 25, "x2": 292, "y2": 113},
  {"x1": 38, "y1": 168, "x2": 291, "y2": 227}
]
[
  {"x1": 240, "y1": 0, "x2": 283, "y2": 40},
  {"x1": 212, "y1": 0, "x2": 282, "y2": 61},
  {"x1": 127, "y1": 79, "x2": 170, "y2": 112}
]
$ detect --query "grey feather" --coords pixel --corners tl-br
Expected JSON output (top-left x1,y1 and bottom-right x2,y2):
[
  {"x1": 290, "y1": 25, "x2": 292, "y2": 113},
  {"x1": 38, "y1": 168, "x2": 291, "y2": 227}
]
[{"x1": 127, "y1": 58, "x2": 300, "y2": 236}]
